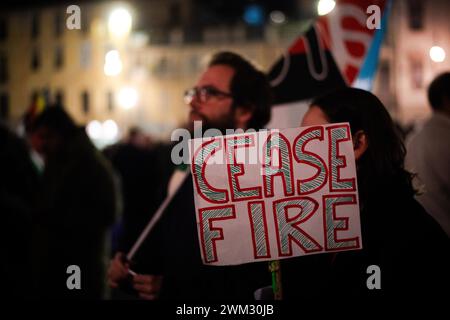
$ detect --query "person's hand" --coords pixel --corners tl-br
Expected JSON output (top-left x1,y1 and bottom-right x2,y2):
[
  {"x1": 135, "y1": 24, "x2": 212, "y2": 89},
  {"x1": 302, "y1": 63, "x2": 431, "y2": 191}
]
[
  {"x1": 132, "y1": 274, "x2": 163, "y2": 300},
  {"x1": 107, "y1": 252, "x2": 129, "y2": 288}
]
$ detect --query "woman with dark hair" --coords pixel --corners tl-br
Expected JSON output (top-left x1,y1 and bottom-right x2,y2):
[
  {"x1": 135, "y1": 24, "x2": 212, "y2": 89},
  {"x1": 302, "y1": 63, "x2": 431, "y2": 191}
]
[
  {"x1": 304, "y1": 87, "x2": 415, "y2": 203},
  {"x1": 282, "y1": 88, "x2": 449, "y2": 298}
]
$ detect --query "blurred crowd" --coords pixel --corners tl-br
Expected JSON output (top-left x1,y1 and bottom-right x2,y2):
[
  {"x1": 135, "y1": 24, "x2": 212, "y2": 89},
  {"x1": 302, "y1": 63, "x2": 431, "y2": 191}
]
[
  {"x1": 1, "y1": 105, "x2": 174, "y2": 299},
  {"x1": 0, "y1": 52, "x2": 449, "y2": 300}
]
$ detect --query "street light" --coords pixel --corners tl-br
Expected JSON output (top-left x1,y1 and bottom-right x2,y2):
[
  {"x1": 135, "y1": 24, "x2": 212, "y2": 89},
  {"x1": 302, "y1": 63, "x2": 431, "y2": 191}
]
[
  {"x1": 270, "y1": 11, "x2": 286, "y2": 25},
  {"x1": 118, "y1": 87, "x2": 138, "y2": 109},
  {"x1": 102, "y1": 119, "x2": 119, "y2": 140},
  {"x1": 86, "y1": 120, "x2": 103, "y2": 140},
  {"x1": 104, "y1": 50, "x2": 122, "y2": 76},
  {"x1": 108, "y1": 8, "x2": 132, "y2": 38},
  {"x1": 317, "y1": 0, "x2": 336, "y2": 16},
  {"x1": 429, "y1": 46, "x2": 446, "y2": 63},
  {"x1": 86, "y1": 119, "x2": 119, "y2": 147}
]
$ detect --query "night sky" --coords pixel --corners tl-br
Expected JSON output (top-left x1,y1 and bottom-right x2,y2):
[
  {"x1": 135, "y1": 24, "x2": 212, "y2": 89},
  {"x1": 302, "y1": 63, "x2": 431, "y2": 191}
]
[{"x1": 0, "y1": 0, "x2": 311, "y2": 23}]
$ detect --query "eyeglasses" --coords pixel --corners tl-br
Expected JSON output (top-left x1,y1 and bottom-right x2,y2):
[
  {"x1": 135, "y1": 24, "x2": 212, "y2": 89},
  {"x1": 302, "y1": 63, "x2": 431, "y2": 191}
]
[{"x1": 184, "y1": 86, "x2": 233, "y2": 104}]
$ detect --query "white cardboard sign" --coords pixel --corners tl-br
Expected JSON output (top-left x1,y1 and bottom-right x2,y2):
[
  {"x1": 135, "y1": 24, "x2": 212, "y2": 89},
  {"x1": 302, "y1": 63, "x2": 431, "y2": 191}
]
[{"x1": 188, "y1": 123, "x2": 362, "y2": 266}]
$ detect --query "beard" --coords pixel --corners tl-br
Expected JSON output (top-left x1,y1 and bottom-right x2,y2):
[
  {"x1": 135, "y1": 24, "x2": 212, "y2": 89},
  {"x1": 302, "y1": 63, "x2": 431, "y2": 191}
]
[{"x1": 188, "y1": 110, "x2": 236, "y2": 136}]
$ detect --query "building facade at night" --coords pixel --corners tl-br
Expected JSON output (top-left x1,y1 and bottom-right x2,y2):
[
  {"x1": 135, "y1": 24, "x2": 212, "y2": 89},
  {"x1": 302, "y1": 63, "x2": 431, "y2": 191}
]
[
  {"x1": 375, "y1": 0, "x2": 450, "y2": 126},
  {"x1": 0, "y1": 0, "x2": 449, "y2": 141}
]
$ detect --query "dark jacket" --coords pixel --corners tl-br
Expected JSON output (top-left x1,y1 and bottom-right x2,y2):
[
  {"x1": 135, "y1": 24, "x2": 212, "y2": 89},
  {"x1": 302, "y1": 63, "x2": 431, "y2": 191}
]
[
  {"x1": 146, "y1": 173, "x2": 271, "y2": 300},
  {"x1": 0, "y1": 124, "x2": 39, "y2": 299},
  {"x1": 106, "y1": 142, "x2": 174, "y2": 259},
  {"x1": 281, "y1": 177, "x2": 450, "y2": 299},
  {"x1": 33, "y1": 128, "x2": 118, "y2": 299}
]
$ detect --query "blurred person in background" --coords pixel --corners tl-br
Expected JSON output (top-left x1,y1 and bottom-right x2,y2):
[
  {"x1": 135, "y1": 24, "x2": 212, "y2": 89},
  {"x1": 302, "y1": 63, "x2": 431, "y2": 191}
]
[
  {"x1": 0, "y1": 122, "x2": 39, "y2": 299},
  {"x1": 30, "y1": 105, "x2": 118, "y2": 299},
  {"x1": 406, "y1": 72, "x2": 450, "y2": 237}
]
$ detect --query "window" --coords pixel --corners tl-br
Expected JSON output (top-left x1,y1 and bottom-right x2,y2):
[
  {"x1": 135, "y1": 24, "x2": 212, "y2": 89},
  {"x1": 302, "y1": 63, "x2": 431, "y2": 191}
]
[
  {"x1": 0, "y1": 52, "x2": 7, "y2": 84},
  {"x1": 169, "y1": 3, "x2": 181, "y2": 27},
  {"x1": 80, "y1": 41, "x2": 91, "y2": 69},
  {"x1": 184, "y1": 27, "x2": 202, "y2": 43},
  {"x1": 107, "y1": 90, "x2": 114, "y2": 113},
  {"x1": 54, "y1": 12, "x2": 63, "y2": 37},
  {"x1": 246, "y1": 25, "x2": 264, "y2": 41},
  {"x1": 81, "y1": 91, "x2": 90, "y2": 114},
  {"x1": 31, "y1": 46, "x2": 40, "y2": 71},
  {"x1": 42, "y1": 87, "x2": 50, "y2": 105},
  {"x1": 0, "y1": 17, "x2": 7, "y2": 41},
  {"x1": 160, "y1": 91, "x2": 170, "y2": 113},
  {"x1": 81, "y1": 10, "x2": 90, "y2": 35},
  {"x1": 155, "y1": 56, "x2": 168, "y2": 76},
  {"x1": 379, "y1": 61, "x2": 391, "y2": 91},
  {"x1": 54, "y1": 45, "x2": 64, "y2": 70},
  {"x1": 0, "y1": 92, "x2": 9, "y2": 120},
  {"x1": 375, "y1": 60, "x2": 394, "y2": 108},
  {"x1": 55, "y1": 89, "x2": 64, "y2": 106},
  {"x1": 408, "y1": 0, "x2": 424, "y2": 30},
  {"x1": 31, "y1": 13, "x2": 40, "y2": 39},
  {"x1": 30, "y1": 90, "x2": 38, "y2": 105},
  {"x1": 410, "y1": 58, "x2": 423, "y2": 89},
  {"x1": 187, "y1": 54, "x2": 199, "y2": 74}
]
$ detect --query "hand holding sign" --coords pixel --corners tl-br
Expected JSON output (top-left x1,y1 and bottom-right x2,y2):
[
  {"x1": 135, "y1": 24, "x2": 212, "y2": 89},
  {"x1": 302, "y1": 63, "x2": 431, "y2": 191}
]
[{"x1": 189, "y1": 123, "x2": 362, "y2": 266}]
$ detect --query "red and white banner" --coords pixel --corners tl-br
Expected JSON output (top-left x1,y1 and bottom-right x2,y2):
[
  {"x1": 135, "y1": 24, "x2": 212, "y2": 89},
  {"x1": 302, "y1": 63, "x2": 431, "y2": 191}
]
[{"x1": 268, "y1": 0, "x2": 387, "y2": 106}]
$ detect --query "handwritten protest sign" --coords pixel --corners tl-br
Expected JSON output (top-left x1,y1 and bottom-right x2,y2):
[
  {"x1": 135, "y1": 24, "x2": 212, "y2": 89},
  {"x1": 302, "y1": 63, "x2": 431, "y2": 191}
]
[{"x1": 188, "y1": 123, "x2": 362, "y2": 266}]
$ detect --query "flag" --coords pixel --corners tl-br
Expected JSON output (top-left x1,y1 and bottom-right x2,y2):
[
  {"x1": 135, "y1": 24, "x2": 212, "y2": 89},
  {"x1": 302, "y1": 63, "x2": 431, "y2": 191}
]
[
  {"x1": 353, "y1": 0, "x2": 392, "y2": 90},
  {"x1": 268, "y1": 0, "x2": 388, "y2": 105}
]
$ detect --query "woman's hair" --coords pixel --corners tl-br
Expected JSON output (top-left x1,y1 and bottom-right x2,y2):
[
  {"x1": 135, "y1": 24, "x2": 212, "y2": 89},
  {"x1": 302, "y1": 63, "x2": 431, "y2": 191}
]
[
  {"x1": 311, "y1": 88, "x2": 415, "y2": 201},
  {"x1": 428, "y1": 72, "x2": 450, "y2": 111},
  {"x1": 31, "y1": 105, "x2": 77, "y2": 138}
]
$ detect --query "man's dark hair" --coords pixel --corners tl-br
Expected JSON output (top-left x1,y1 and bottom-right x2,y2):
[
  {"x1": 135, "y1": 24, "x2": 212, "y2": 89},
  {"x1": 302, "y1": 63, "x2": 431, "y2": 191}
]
[
  {"x1": 428, "y1": 72, "x2": 450, "y2": 111},
  {"x1": 32, "y1": 105, "x2": 77, "y2": 137},
  {"x1": 208, "y1": 51, "x2": 272, "y2": 130},
  {"x1": 311, "y1": 88, "x2": 415, "y2": 201}
]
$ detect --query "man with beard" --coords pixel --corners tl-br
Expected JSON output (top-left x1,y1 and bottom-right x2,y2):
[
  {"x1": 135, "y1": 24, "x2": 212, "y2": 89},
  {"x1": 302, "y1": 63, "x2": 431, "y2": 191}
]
[{"x1": 108, "y1": 51, "x2": 272, "y2": 300}]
